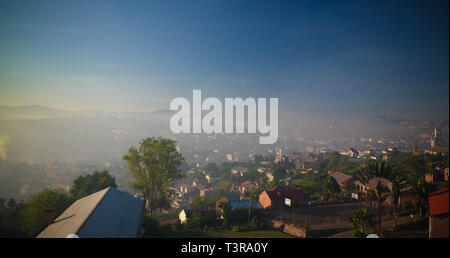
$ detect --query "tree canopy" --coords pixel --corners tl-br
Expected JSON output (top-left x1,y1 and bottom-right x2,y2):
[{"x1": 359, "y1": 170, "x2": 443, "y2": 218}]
[
  {"x1": 70, "y1": 170, "x2": 117, "y2": 199},
  {"x1": 123, "y1": 137, "x2": 184, "y2": 215}
]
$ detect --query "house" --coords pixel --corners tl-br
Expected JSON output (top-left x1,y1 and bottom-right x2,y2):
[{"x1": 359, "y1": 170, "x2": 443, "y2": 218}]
[
  {"x1": 257, "y1": 167, "x2": 266, "y2": 173},
  {"x1": 355, "y1": 177, "x2": 393, "y2": 193},
  {"x1": 238, "y1": 181, "x2": 258, "y2": 194},
  {"x1": 179, "y1": 208, "x2": 211, "y2": 224},
  {"x1": 192, "y1": 178, "x2": 201, "y2": 188},
  {"x1": 330, "y1": 172, "x2": 355, "y2": 190},
  {"x1": 340, "y1": 148, "x2": 359, "y2": 158},
  {"x1": 259, "y1": 186, "x2": 307, "y2": 209},
  {"x1": 428, "y1": 188, "x2": 449, "y2": 238},
  {"x1": 354, "y1": 180, "x2": 368, "y2": 193},
  {"x1": 180, "y1": 184, "x2": 191, "y2": 195},
  {"x1": 37, "y1": 187, "x2": 145, "y2": 238},
  {"x1": 231, "y1": 167, "x2": 248, "y2": 177},
  {"x1": 266, "y1": 171, "x2": 274, "y2": 182},
  {"x1": 230, "y1": 200, "x2": 263, "y2": 210},
  {"x1": 200, "y1": 187, "x2": 216, "y2": 200},
  {"x1": 215, "y1": 193, "x2": 239, "y2": 212}
]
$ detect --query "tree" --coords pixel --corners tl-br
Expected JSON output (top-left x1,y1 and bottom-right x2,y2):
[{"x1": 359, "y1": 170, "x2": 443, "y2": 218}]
[
  {"x1": 389, "y1": 166, "x2": 405, "y2": 228},
  {"x1": 19, "y1": 189, "x2": 72, "y2": 237},
  {"x1": 70, "y1": 170, "x2": 117, "y2": 199},
  {"x1": 347, "y1": 208, "x2": 375, "y2": 236},
  {"x1": 412, "y1": 179, "x2": 434, "y2": 218},
  {"x1": 355, "y1": 161, "x2": 393, "y2": 237},
  {"x1": 322, "y1": 176, "x2": 340, "y2": 203},
  {"x1": 7, "y1": 198, "x2": 16, "y2": 209},
  {"x1": 219, "y1": 201, "x2": 232, "y2": 228},
  {"x1": 123, "y1": 137, "x2": 184, "y2": 215},
  {"x1": 204, "y1": 163, "x2": 219, "y2": 177}
]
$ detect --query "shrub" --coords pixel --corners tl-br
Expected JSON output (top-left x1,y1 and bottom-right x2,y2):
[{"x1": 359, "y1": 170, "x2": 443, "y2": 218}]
[
  {"x1": 352, "y1": 229, "x2": 365, "y2": 238},
  {"x1": 142, "y1": 215, "x2": 160, "y2": 236},
  {"x1": 231, "y1": 225, "x2": 242, "y2": 232}
]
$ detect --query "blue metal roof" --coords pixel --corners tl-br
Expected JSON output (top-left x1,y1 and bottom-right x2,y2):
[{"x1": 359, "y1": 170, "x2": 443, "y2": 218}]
[
  {"x1": 230, "y1": 200, "x2": 263, "y2": 209},
  {"x1": 76, "y1": 187, "x2": 145, "y2": 238}
]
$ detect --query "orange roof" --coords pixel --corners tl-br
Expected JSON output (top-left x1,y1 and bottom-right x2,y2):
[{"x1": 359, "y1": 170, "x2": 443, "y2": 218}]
[{"x1": 429, "y1": 188, "x2": 449, "y2": 216}]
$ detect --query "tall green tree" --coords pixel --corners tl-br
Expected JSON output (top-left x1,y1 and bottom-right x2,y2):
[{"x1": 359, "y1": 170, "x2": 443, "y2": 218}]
[
  {"x1": 355, "y1": 161, "x2": 395, "y2": 237},
  {"x1": 322, "y1": 176, "x2": 340, "y2": 203},
  {"x1": 412, "y1": 179, "x2": 434, "y2": 218},
  {"x1": 70, "y1": 170, "x2": 117, "y2": 199},
  {"x1": 123, "y1": 137, "x2": 184, "y2": 215},
  {"x1": 347, "y1": 208, "x2": 376, "y2": 236},
  {"x1": 19, "y1": 189, "x2": 72, "y2": 237}
]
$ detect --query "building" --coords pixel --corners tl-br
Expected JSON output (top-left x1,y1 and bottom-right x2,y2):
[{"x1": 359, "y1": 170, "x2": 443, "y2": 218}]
[
  {"x1": 355, "y1": 177, "x2": 393, "y2": 194},
  {"x1": 230, "y1": 200, "x2": 263, "y2": 210},
  {"x1": 266, "y1": 171, "x2": 274, "y2": 182},
  {"x1": 428, "y1": 188, "x2": 449, "y2": 238},
  {"x1": 259, "y1": 186, "x2": 307, "y2": 209},
  {"x1": 179, "y1": 208, "x2": 211, "y2": 224},
  {"x1": 231, "y1": 167, "x2": 248, "y2": 177},
  {"x1": 238, "y1": 181, "x2": 258, "y2": 194},
  {"x1": 257, "y1": 167, "x2": 266, "y2": 173},
  {"x1": 199, "y1": 187, "x2": 216, "y2": 200},
  {"x1": 37, "y1": 187, "x2": 145, "y2": 238},
  {"x1": 340, "y1": 148, "x2": 359, "y2": 158},
  {"x1": 215, "y1": 194, "x2": 239, "y2": 212},
  {"x1": 330, "y1": 172, "x2": 355, "y2": 190}
]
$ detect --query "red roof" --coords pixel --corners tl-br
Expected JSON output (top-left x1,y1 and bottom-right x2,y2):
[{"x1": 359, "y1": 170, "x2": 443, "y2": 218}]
[
  {"x1": 330, "y1": 172, "x2": 353, "y2": 185},
  {"x1": 267, "y1": 187, "x2": 307, "y2": 204},
  {"x1": 241, "y1": 180, "x2": 253, "y2": 186},
  {"x1": 429, "y1": 188, "x2": 449, "y2": 216}
]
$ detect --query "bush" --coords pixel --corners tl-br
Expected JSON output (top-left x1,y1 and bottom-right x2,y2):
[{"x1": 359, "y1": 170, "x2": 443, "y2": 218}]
[
  {"x1": 142, "y1": 215, "x2": 160, "y2": 236},
  {"x1": 352, "y1": 229, "x2": 365, "y2": 238},
  {"x1": 401, "y1": 201, "x2": 415, "y2": 214},
  {"x1": 170, "y1": 224, "x2": 181, "y2": 232},
  {"x1": 231, "y1": 225, "x2": 242, "y2": 232}
]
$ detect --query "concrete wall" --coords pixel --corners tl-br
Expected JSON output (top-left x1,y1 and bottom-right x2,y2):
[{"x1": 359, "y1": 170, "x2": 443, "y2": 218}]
[
  {"x1": 271, "y1": 218, "x2": 306, "y2": 238},
  {"x1": 429, "y1": 215, "x2": 449, "y2": 238},
  {"x1": 259, "y1": 191, "x2": 272, "y2": 209}
]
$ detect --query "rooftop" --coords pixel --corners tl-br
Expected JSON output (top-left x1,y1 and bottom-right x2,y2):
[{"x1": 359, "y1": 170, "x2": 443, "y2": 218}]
[{"x1": 37, "y1": 187, "x2": 145, "y2": 238}]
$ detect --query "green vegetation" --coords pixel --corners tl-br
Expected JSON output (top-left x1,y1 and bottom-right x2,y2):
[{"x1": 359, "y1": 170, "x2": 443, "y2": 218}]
[
  {"x1": 347, "y1": 208, "x2": 375, "y2": 236},
  {"x1": 70, "y1": 170, "x2": 117, "y2": 199},
  {"x1": 18, "y1": 189, "x2": 72, "y2": 237},
  {"x1": 123, "y1": 137, "x2": 184, "y2": 215}
]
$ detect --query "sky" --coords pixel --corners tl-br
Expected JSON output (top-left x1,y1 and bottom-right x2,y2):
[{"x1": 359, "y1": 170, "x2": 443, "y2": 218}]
[{"x1": 0, "y1": 0, "x2": 448, "y2": 120}]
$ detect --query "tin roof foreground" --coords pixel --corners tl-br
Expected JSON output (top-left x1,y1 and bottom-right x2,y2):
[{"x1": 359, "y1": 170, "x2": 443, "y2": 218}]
[{"x1": 37, "y1": 187, "x2": 144, "y2": 238}]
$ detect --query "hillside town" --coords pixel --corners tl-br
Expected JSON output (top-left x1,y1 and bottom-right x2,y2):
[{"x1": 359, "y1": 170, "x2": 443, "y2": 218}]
[{"x1": 2, "y1": 128, "x2": 446, "y2": 238}]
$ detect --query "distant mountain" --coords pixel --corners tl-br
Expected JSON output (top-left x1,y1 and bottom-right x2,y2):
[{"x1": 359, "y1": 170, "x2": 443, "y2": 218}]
[
  {"x1": 368, "y1": 115, "x2": 448, "y2": 129},
  {"x1": 0, "y1": 105, "x2": 175, "y2": 121}
]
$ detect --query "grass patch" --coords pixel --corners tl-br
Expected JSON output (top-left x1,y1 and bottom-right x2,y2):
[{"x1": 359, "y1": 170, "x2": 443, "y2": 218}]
[{"x1": 146, "y1": 228, "x2": 294, "y2": 238}]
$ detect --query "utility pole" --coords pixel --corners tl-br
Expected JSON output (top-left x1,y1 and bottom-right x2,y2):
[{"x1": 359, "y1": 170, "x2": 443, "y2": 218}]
[{"x1": 248, "y1": 192, "x2": 251, "y2": 224}]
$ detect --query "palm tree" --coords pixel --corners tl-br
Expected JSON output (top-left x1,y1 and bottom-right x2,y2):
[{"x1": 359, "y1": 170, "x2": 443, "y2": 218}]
[
  {"x1": 347, "y1": 208, "x2": 376, "y2": 236},
  {"x1": 390, "y1": 164, "x2": 407, "y2": 228},
  {"x1": 412, "y1": 179, "x2": 433, "y2": 218},
  {"x1": 355, "y1": 161, "x2": 393, "y2": 237}
]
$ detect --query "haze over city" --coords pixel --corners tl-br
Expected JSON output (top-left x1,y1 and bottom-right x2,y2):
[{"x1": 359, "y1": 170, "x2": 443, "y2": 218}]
[{"x1": 0, "y1": 0, "x2": 448, "y2": 241}]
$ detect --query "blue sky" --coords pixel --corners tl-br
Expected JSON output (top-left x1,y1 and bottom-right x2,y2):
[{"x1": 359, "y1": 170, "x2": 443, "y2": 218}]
[{"x1": 0, "y1": 0, "x2": 448, "y2": 120}]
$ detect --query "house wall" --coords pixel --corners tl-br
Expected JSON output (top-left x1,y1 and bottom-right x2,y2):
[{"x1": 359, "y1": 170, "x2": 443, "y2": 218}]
[
  {"x1": 271, "y1": 219, "x2": 306, "y2": 238},
  {"x1": 216, "y1": 197, "x2": 228, "y2": 212},
  {"x1": 259, "y1": 191, "x2": 272, "y2": 209},
  {"x1": 179, "y1": 210, "x2": 187, "y2": 224}
]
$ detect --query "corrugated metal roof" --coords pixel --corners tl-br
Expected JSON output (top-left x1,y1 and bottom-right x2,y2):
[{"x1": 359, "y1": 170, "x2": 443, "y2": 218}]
[
  {"x1": 37, "y1": 187, "x2": 145, "y2": 238},
  {"x1": 230, "y1": 200, "x2": 263, "y2": 209}
]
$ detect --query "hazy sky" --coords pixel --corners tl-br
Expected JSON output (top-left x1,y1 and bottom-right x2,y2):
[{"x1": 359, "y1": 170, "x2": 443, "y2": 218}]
[{"x1": 0, "y1": 0, "x2": 448, "y2": 120}]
